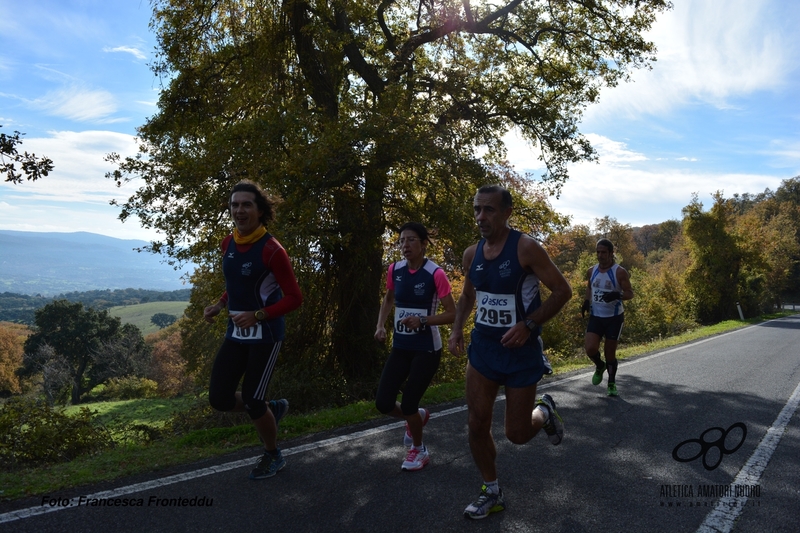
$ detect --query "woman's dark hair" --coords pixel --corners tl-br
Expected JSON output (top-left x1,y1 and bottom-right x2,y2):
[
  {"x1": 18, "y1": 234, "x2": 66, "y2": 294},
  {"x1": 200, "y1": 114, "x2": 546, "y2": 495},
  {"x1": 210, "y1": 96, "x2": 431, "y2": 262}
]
[
  {"x1": 596, "y1": 238, "x2": 615, "y2": 254},
  {"x1": 398, "y1": 221, "x2": 431, "y2": 244},
  {"x1": 229, "y1": 180, "x2": 278, "y2": 226}
]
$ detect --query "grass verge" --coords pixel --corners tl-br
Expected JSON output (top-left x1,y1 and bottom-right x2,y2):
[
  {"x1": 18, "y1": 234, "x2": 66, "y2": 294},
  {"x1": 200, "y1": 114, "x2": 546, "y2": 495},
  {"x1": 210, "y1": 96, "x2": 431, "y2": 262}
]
[{"x1": 1, "y1": 311, "x2": 794, "y2": 502}]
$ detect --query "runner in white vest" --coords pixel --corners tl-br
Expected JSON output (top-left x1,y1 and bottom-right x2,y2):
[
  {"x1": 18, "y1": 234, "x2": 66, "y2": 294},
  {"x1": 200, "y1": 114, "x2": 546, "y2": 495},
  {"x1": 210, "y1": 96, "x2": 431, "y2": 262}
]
[{"x1": 581, "y1": 238, "x2": 634, "y2": 396}]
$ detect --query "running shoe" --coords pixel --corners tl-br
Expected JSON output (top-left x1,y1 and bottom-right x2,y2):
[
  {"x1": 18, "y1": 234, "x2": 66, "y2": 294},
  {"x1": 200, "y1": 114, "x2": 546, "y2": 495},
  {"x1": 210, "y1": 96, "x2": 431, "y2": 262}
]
[
  {"x1": 535, "y1": 393, "x2": 564, "y2": 445},
  {"x1": 591, "y1": 361, "x2": 607, "y2": 385},
  {"x1": 464, "y1": 485, "x2": 505, "y2": 519},
  {"x1": 607, "y1": 383, "x2": 618, "y2": 396},
  {"x1": 401, "y1": 446, "x2": 430, "y2": 471},
  {"x1": 403, "y1": 407, "x2": 430, "y2": 447},
  {"x1": 269, "y1": 399, "x2": 289, "y2": 428},
  {"x1": 542, "y1": 353, "x2": 553, "y2": 375},
  {"x1": 249, "y1": 450, "x2": 286, "y2": 480}
]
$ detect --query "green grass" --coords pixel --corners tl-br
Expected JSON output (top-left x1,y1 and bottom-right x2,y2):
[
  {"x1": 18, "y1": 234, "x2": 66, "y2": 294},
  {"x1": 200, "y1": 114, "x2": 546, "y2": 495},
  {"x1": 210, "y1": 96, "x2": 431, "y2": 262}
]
[
  {"x1": 63, "y1": 397, "x2": 197, "y2": 432},
  {"x1": 108, "y1": 301, "x2": 189, "y2": 335},
  {"x1": 1, "y1": 311, "x2": 795, "y2": 501}
]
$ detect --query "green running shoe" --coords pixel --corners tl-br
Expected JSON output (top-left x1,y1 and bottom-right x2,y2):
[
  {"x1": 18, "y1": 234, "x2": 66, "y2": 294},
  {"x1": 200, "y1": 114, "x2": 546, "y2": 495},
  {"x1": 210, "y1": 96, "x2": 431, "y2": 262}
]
[
  {"x1": 592, "y1": 361, "x2": 607, "y2": 385},
  {"x1": 607, "y1": 383, "x2": 618, "y2": 396}
]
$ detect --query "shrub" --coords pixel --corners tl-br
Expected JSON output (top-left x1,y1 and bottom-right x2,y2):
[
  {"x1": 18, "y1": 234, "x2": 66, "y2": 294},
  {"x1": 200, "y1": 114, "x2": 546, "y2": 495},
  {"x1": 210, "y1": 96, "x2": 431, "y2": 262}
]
[
  {"x1": 96, "y1": 376, "x2": 159, "y2": 401},
  {"x1": 146, "y1": 327, "x2": 194, "y2": 397},
  {"x1": 0, "y1": 398, "x2": 113, "y2": 469}
]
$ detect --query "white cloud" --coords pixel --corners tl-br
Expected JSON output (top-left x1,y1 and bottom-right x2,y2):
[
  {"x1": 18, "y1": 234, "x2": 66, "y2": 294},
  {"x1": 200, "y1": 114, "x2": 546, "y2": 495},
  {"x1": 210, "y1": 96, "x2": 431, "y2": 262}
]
[
  {"x1": 550, "y1": 136, "x2": 788, "y2": 227},
  {"x1": 0, "y1": 200, "x2": 159, "y2": 241},
  {"x1": 503, "y1": 130, "x2": 648, "y2": 177},
  {"x1": 764, "y1": 140, "x2": 800, "y2": 172},
  {"x1": 503, "y1": 129, "x2": 545, "y2": 172},
  {"x1": 1, "y1": 129, "x2": 138, "y2": 200},
  {"x1": 103, "y1": 46, "x2": 146, "y2": 60},
  {"x1": 586, "y1": 0, "x2": 800, "y2": 120},
  {"x1": 32, "y1": 85, "x2": 118, "y2": 122},
  {"x1": 584, "y1": 134, "x2": 648, "y2": 166},
  {"x1": 0, "y1": 130, "x2": 160, "y2": 240}
]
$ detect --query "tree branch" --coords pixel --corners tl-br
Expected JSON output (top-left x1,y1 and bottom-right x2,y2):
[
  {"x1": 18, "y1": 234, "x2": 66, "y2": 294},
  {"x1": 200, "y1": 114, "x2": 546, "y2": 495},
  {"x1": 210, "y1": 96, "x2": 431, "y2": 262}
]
[
  {"x1": 377, "y1": 0, "x2": 397, "y2": 52},
  {"x1": 335, "y1": 8, "x2": 386, "y2": 95}
]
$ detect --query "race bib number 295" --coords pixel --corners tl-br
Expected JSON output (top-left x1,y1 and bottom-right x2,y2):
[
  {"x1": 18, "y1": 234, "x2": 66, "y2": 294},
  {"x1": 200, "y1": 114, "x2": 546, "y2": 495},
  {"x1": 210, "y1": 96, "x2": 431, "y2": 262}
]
[{"x1": 475, "y1": 291, "x2": 515, "y2": 328}]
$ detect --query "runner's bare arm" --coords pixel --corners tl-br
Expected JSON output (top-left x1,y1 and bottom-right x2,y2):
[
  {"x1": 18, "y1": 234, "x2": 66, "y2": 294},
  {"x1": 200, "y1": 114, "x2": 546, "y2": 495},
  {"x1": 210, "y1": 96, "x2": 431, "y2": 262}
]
[
  {"x1": 448, "y1": 245, "x2": 477, "y2": 356},
  {"x1": 617, "y1": 266, "x2": 634, "y2": 301}
]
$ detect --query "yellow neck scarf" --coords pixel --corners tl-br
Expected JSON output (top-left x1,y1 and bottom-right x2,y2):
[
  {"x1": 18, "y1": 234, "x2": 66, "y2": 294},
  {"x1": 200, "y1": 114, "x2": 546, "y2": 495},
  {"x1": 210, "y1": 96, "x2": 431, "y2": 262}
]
[{"x1": 233, "y1": 225, "x2": 267, "y2": 245}]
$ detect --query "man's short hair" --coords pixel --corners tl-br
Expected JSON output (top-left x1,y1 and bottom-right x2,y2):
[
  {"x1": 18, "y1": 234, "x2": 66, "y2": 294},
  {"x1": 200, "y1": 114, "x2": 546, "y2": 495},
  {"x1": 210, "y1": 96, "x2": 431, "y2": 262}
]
[
  {"x1": 596, "y1": 238, "x2": 614, "y2": 253},
  {"x1": 477, "y1": 184, "x2": 513, "y2": 209}
]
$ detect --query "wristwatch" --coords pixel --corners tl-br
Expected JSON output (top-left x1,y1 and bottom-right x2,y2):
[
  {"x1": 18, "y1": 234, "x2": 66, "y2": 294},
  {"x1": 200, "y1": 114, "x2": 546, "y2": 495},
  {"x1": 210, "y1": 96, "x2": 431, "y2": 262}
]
[
  {"x1": 419, "y1": 316, "x2": 428, "y2": 328},
  {"x1": 254, "y1": 309, "x2": 266, "y2": 321},
  {"x1": 524, "y1": 318, "x2": 538, "y2": 332}
]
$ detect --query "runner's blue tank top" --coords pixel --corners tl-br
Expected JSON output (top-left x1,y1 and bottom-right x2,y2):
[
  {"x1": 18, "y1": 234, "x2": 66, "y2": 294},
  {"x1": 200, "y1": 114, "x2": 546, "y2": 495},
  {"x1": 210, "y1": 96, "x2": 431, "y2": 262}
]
[
  {"x1": 392, "y1": 258, "x2": 443, "y2": 351},
  {"x1": 222, "y1": 233, "x2": 285, "y2": 343},
  {"x1": 468, "y1": 229, "x2": 541, "y2": 341}
]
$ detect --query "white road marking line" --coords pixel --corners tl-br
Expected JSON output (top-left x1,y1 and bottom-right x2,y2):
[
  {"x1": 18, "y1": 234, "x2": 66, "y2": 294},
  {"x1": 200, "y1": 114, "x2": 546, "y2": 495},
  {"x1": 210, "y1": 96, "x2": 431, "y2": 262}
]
[{"x1": 696, "y1": 377, "x2": 800, "y2": 533}]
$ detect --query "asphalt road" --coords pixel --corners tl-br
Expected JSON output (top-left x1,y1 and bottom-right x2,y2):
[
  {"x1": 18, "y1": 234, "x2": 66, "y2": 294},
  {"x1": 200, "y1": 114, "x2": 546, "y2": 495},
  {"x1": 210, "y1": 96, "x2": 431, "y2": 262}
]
[{"x1": 2, "y1": 315, "x2": 799, "y2": 533}]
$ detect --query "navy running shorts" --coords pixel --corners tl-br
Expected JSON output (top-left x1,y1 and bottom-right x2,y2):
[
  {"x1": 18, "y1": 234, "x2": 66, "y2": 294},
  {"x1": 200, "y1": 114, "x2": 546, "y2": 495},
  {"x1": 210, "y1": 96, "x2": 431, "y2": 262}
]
[{"x1": 467, "y1": 328, "x2": 544, "y2": 388}]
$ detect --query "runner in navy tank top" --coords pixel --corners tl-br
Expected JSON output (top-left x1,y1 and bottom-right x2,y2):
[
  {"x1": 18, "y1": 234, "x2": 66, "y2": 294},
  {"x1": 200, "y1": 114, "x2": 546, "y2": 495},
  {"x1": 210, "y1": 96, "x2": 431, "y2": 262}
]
[
  {"x1": 448, "y1": 185, "x2": 572, "y2": 520},
  {"x1": 375, "y1": 222, "x2": 456, "y2": 472},
  {"x1": 204, "y1": 180, "x2": 303, "y2": 480}
]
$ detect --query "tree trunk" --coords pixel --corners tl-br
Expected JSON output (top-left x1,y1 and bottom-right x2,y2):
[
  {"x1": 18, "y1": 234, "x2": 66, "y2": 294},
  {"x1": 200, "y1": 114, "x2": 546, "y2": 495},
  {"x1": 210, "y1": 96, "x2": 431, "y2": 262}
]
[
  {"x1": 71, "y1": 355, "x2": 88, "y2": 404},
  {"x1": 330, "y1": 175, "x2": 387, "y2": 399}
]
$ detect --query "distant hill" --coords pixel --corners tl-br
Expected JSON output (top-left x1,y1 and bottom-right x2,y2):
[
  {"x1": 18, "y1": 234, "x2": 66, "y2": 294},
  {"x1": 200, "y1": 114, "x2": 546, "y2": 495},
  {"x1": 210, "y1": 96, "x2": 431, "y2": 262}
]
[
  {"x1": 108, "y1": 301, "x2": 190, "y2": 336},
  {"x1": 0, "y1": 230, "x2": 193, "y2": 296},
  {"x1": 0, "y1": 288, "x2": 192, "y2": 324}
]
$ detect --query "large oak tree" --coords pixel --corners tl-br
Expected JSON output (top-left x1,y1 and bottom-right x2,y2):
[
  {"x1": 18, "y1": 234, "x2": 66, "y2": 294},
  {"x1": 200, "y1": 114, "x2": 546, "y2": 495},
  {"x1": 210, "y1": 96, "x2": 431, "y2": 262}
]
[
  {"x1": 109, "y1": 0, "x2": 670, "y2": 395},
  {"x1": 21, "y1": 301, "x2": 148, "y2": 404}
]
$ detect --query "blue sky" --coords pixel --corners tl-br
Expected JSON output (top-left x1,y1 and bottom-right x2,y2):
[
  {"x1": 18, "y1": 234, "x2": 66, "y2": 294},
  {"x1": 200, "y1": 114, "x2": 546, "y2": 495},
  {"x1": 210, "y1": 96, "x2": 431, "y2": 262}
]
[{"x1": 1, "y1": 0, "x2": 799, "y2": 242}]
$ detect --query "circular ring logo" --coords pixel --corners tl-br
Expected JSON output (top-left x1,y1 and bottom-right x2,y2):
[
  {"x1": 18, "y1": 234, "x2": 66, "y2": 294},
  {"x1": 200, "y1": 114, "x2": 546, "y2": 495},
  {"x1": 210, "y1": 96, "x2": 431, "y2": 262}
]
[{"x1": 672, "y1": 422, "x2": 746, "y2": 471}]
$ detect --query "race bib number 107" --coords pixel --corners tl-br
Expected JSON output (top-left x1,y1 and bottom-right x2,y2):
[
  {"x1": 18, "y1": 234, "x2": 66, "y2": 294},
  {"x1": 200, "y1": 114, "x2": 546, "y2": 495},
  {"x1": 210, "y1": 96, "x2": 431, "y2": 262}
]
[
  {"x1": 475, "y1": 291, "x2": 515, "y2": 328},
  {"x1": 229, "y1": 311, "x2": 264, "y2": 341}
]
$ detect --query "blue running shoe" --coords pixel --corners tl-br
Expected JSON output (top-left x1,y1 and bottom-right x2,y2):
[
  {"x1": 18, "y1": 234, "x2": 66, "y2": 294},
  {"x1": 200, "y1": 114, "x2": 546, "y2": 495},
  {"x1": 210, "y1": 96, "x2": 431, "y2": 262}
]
[
  {"x1": 269, "y1": 399, "x2": 289, "y2": 428},
  {"x1": 249, "y1": 450, "x2": 286, "y2": 480}
]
